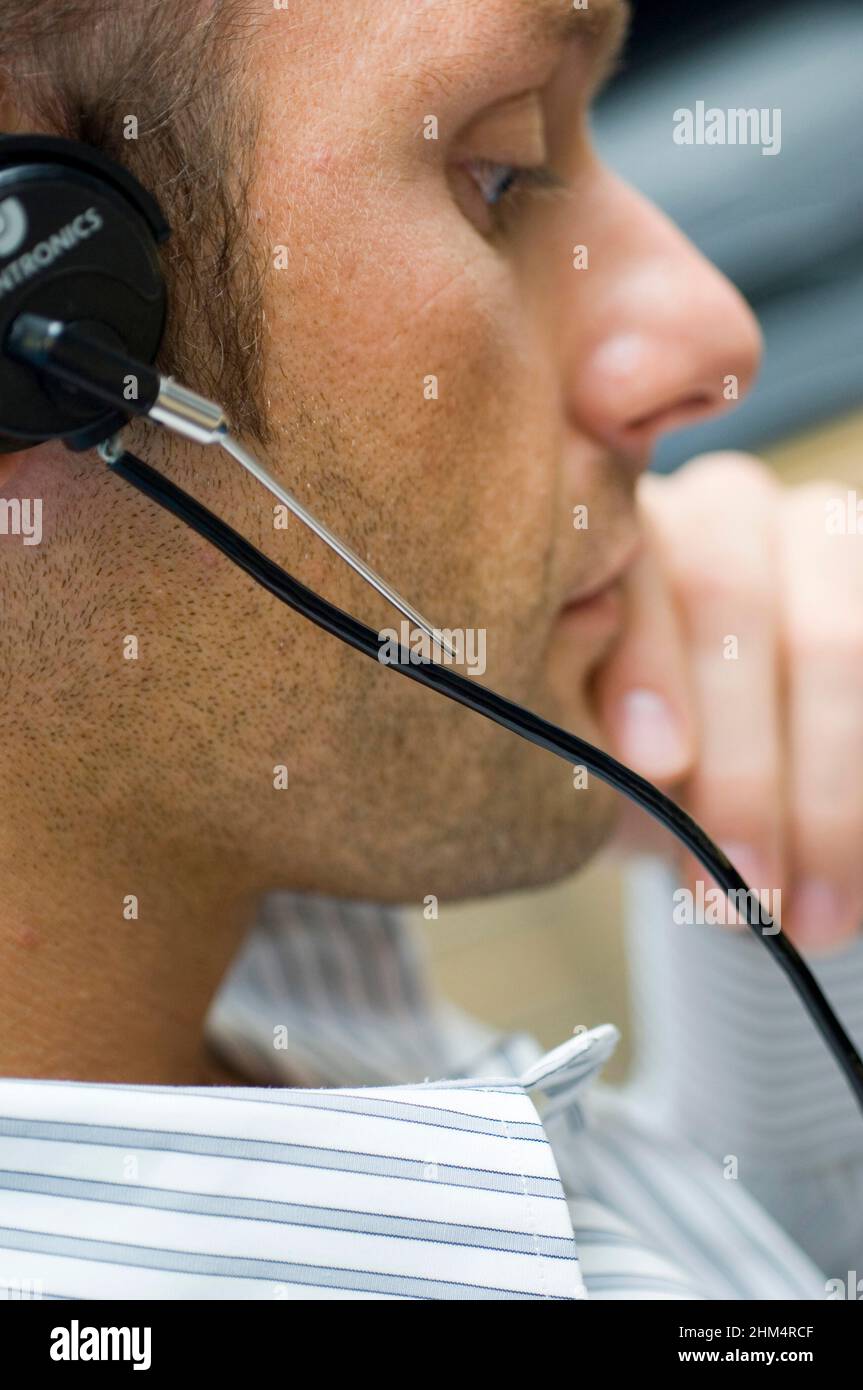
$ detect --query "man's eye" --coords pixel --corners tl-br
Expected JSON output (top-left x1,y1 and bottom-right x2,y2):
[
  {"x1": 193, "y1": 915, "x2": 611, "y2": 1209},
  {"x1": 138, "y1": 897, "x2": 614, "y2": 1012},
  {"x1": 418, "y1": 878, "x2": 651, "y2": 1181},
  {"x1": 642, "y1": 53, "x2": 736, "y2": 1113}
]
[
  {"x1": 455, "y1": 156, "x2": 567, "y2": 235},
  {"x1": 465, "y1": 157, "x2": 543, "y2": 207}
]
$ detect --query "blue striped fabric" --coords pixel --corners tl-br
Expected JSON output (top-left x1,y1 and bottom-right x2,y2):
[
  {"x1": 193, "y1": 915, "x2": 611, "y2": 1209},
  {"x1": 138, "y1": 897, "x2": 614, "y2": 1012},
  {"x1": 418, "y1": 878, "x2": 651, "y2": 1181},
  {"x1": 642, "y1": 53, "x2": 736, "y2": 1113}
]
[
  {"x1": 0, "y1": 1067, "x2": 584, "y2": 1300},
  {"x1": 623, "y1": 858, "x2": 863, "y2": 1286},
  {"x1": 2, "y1": 881, "x2": 858, "y2": 1300},
  {"x1": 205, "y1": 890, "x2": 835, "y2": 1300}
]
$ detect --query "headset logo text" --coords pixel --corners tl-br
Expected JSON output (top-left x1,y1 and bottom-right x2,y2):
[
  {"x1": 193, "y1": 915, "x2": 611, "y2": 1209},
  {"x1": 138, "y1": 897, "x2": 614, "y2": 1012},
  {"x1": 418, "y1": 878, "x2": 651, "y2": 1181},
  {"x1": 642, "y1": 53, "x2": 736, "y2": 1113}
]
[{"x1": 0, "y1": 198, "x2": 27, "y2": 258}]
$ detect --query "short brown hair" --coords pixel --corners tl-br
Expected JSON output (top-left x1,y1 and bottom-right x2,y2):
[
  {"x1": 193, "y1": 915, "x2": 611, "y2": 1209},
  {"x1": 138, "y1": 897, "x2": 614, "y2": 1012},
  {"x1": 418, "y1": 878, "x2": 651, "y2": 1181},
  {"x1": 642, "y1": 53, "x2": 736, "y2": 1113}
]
[{"x1": 0, "y1": 0, "x2": 269, "y2": 442}]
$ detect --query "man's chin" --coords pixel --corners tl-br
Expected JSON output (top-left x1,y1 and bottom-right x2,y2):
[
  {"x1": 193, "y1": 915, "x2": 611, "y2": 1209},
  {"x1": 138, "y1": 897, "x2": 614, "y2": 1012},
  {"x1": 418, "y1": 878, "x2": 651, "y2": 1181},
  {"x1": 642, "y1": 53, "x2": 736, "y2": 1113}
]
[
  {"x1": 471, "y1": 785, "x2": 619, "y2": 900},
  {"x1": 380, "y1": 775, "x2": 620, "y2": 906}
]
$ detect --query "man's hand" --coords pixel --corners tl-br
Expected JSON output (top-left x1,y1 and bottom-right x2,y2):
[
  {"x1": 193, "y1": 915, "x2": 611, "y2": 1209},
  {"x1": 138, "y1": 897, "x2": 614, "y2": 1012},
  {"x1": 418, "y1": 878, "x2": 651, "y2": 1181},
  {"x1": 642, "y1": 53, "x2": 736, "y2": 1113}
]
[{"x1": 595, "y1": 452, "x2": 863, "y2": 954}]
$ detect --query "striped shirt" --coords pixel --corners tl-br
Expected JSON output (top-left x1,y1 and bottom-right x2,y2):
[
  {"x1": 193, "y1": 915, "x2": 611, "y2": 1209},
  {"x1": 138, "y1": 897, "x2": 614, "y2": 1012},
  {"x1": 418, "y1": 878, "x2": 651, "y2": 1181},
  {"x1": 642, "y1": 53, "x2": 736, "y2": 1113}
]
[{"x1": 1, "y1": 866, "x2": 861, "y2": 1300}]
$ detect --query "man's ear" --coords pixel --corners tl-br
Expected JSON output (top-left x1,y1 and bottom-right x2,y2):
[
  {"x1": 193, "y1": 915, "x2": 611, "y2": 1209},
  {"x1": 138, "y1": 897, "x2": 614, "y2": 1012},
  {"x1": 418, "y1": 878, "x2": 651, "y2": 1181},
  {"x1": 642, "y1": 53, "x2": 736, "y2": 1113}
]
[
  {"x1": 0, "y1": 445, "x2": 55, "y2": 551},
  {"x1": 1, "y1": 85, "x2": 31, "y2": 487},
  {"x1": 1, "y1": 86, "x2": 45, "y2": 489},
  {"x1": 0, "y1": 449, "x2": 34, "y2": 489}
]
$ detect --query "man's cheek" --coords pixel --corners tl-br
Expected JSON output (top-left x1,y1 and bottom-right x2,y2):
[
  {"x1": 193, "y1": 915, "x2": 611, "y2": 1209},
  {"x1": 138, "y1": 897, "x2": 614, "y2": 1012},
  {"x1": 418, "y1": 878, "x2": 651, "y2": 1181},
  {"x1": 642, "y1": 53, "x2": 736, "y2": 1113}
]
[{"x1": 356, "y1": 245, "x2": 497, "y2": 365}]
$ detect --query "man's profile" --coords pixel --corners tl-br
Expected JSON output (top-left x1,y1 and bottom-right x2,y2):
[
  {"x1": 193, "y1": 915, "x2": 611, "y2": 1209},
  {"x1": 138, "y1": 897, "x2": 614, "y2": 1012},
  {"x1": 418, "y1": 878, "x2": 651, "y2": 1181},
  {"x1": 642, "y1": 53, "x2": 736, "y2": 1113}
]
[{"x1": 0, "y1": 0, "x2": 861, "y2": 1305}]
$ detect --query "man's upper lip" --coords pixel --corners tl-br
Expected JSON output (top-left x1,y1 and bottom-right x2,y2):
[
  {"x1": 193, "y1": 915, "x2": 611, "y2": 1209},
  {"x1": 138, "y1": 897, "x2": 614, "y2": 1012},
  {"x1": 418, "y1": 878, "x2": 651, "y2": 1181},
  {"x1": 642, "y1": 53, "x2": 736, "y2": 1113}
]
[{"x1": 562, "y1": 536, "x2": 642, "y2": 608}]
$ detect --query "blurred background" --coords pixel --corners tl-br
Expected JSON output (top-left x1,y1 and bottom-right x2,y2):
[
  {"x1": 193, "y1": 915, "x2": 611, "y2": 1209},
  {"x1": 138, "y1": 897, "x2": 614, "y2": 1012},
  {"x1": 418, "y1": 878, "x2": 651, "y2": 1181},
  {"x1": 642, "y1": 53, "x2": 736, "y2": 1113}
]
[{"x1": 414, "y1": 0, "x2": 863, "y2": 1082}]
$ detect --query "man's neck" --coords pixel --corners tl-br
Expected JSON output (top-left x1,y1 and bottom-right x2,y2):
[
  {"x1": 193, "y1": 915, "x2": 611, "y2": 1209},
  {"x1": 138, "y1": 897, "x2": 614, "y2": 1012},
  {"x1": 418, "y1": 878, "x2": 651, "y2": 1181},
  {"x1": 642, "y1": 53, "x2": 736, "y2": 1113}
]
[{"x1": 0, "y1": 772, "x2": 261, "y2": 1085}]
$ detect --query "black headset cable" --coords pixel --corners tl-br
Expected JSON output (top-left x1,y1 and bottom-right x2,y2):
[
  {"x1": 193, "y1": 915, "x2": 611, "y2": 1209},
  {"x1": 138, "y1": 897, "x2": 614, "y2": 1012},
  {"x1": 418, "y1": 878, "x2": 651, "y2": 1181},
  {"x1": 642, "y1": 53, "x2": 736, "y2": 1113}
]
[{"x1": 103, "y1": 444, "x2": 863, "y2": 1118}]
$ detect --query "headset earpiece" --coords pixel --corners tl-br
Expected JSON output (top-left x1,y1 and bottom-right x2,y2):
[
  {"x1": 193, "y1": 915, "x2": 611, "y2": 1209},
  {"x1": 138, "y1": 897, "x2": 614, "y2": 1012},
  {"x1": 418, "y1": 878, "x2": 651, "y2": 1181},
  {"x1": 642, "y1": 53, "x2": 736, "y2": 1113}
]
[{"x1": 0, "y1": 134, "x2": 169, "y2": 453}]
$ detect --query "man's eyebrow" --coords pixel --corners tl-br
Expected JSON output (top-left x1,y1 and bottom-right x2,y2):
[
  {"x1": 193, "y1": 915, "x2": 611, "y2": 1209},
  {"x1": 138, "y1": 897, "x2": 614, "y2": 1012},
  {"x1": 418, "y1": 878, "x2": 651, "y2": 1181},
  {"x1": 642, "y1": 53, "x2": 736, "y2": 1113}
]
[{"x1": 519, "y1": 0, "x2": 631, "y2": 69}]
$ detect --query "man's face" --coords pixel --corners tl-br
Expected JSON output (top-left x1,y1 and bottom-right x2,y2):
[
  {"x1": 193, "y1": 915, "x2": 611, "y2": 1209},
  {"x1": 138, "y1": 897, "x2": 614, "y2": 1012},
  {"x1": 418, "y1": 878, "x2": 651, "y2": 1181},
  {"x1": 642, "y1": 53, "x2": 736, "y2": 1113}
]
[
  {"x1": 223, "y1": 0, "x2": 760, "y2": 900},
  {"x1": 4, "y1": 0, "x2": 761, "y2": 904}
]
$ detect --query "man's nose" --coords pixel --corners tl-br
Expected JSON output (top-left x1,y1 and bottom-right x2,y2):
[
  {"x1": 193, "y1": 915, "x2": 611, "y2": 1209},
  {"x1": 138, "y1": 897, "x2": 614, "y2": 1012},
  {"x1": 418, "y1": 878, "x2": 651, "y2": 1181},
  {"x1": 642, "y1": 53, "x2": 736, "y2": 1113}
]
[{"x1": 562, "y1": 171, "x2": 763, "y2": 465}]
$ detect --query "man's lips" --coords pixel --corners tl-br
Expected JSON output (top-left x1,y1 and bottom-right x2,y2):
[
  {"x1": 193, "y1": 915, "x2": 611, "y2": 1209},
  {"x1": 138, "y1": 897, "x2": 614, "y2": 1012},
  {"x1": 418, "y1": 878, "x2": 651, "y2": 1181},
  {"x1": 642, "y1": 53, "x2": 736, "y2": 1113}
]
[
  {"x1": 560, "y1": 537, "x2": 642, "y2": 613},
  {"x1": 553, "y1": 538, "x2": 642, "y2": 647}
]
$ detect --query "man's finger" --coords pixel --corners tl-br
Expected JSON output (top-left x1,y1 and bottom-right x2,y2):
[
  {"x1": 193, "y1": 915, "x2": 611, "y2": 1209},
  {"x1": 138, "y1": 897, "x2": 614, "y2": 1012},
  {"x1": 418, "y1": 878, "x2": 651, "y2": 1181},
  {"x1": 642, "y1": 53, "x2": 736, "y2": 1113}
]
[
  {"x1": 593, "y1": 485, "x2": 696, "y2": 786},
  {"x1": 781, "y1": 482, "x2": 863, "y2": 953},
  {"x1": 642, "y1": 454, "x2": 786, "y2": 909}
]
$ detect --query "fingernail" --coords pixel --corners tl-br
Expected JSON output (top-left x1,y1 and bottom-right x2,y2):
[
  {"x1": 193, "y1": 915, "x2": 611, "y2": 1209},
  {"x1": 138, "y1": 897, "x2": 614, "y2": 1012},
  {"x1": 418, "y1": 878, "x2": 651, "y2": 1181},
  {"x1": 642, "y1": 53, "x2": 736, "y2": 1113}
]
[
  {"x1": 792, "y1": 880, "x2": 852, "y2": 953},
  {"x1": 615, "y1": 688, "x2": 687, "y2": 778}
]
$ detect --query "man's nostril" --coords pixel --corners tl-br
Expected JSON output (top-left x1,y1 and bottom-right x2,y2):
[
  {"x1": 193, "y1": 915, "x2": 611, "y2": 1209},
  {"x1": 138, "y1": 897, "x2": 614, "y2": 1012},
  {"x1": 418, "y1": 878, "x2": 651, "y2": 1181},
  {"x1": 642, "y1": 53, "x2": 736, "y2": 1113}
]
[{"x1": 628, "y1": 393, "x2": 713, "y2": 433}]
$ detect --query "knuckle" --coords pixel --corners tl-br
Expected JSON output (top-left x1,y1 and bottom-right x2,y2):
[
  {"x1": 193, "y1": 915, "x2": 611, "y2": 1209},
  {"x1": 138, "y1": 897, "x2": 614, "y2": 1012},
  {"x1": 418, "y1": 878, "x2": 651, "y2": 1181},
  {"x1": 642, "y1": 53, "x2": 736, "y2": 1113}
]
[
  {"x1": 786, "y1": 478, "x2": 848, "y2": 516},
  {"x1": 679, "y1": 450, "x2": 780, "y2": 502},
  {"x1": 787, "y1": 806, "x2": 862, "y2": 860},
  {"x1": 786, "y1": 619, "x2": 863, "y2": 668},
  {"x1": 692, "y1": 772, "x2": 775, "y2": 837},
  {"x1": 683, "y1": 558, "x2": 773, "y2": 617}
]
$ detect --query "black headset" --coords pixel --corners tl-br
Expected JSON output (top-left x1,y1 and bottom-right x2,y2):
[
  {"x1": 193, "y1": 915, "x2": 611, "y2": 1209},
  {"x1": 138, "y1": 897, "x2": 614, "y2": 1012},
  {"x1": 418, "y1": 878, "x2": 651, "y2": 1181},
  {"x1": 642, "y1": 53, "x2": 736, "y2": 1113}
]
[
  {"x1": 0, "y1": 136, "x2": 168, "y2": 452},
  {"x1": 2, "y1": 131, "x2": 862, "y2": 1118}
]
